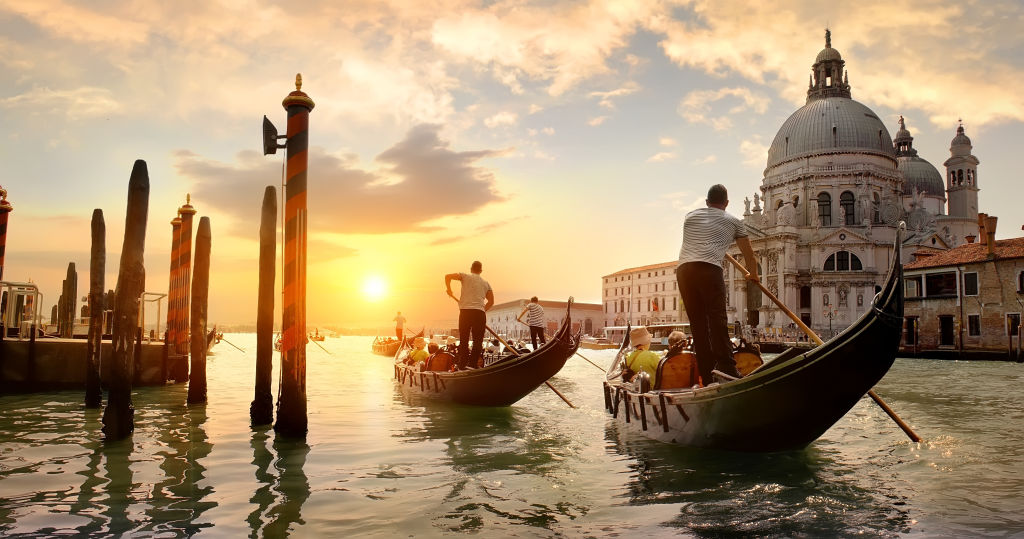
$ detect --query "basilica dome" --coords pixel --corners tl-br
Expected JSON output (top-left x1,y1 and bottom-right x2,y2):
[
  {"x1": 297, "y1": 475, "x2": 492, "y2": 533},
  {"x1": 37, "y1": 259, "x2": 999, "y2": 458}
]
[
  {"x1": 898, "y1": 157, "x2": 945, "y2": 197},
  {"x1": 766, "y1": 97, "x2": 896, "y2": 169}
]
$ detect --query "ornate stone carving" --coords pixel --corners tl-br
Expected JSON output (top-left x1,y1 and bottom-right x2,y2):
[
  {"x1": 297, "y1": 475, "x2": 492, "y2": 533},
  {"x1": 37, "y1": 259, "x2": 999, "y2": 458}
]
[
  {"x1": 838, "y1": 283, "x2": 849, "y2": 307},
  {"x1": 767, "y1": 250, "x2": 779, "y2": 274}
]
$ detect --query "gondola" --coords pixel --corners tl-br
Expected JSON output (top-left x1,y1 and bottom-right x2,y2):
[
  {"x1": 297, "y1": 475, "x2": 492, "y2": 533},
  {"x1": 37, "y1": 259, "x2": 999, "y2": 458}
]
[
  {"x1": 603, "y1": 228, "x2": 905, "y2": 452},
  {"x1": 371, "y1": 336, "x2": 403, "y2": 356},
  {"x1": 394, "y1": 299, "x2": 581, "y2": 406},
  {"x1": 205, "y1": 326, "x2": 221, "y2": 354}
]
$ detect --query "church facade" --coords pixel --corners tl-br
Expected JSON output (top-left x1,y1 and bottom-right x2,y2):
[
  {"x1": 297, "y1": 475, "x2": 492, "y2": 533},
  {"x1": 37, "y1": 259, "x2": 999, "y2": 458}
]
[{"x1": 601, "y1": 31, "x2": 983, "y2": 337}]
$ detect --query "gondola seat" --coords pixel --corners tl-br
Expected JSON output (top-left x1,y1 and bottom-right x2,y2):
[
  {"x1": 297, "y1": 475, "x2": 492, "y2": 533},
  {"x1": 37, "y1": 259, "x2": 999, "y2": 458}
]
[
  {"x1": 655, "y1": 351, "x2": 700, "y2": 390},
  {"x1": 424, "y1": 351, "x2": 454, "y2": 372}
]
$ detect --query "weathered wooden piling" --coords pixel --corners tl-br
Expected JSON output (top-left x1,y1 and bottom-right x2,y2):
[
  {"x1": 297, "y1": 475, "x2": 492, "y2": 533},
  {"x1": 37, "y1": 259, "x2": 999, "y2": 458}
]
[
  {"x1": 251, "y1": 186, "x2": 277, "y2": 426},
  {"x1": 102, "y1": 160, "x2": 149, "y2": 441},
  {"x1": 166, "y1": 213, "x2": 182, "y2": 380},
  {"x1": 59, "y1": 263, "x2": 77, "y2": 338},
  {"x1": 187, "y1": 216, "x2": 211, "y2": 405},
  {"x1": 0, "y1": 185, "x2": 11, "y2": 281},
  {"x1": 85, "y1": 209, "x2": 104, "y2": 408},
  {"x1": 274, "y1": 74, "x2": 314, "y2": 437}
]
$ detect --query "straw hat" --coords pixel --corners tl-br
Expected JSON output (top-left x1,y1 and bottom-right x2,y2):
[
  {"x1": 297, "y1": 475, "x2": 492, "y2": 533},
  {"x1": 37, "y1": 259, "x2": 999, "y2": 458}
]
[{"x1": 629, "y1": 327, "x2": 652, "y2": 347}]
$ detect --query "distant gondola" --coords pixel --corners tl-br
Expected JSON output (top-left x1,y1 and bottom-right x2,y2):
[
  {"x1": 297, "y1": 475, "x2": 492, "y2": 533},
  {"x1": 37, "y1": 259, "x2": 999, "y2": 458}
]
[
  {"x1": 205, "y1": 326, "x2": 221, "y2": 354},
  {"x1": 394, "y1": 299, "x2": 581, "y2": 406},
  {"x1": 603, "y1": 227, "x2": 905, "y2": 452},
  {"x1": 371, "y1": 336, "x2": 403, "y2": 356}
]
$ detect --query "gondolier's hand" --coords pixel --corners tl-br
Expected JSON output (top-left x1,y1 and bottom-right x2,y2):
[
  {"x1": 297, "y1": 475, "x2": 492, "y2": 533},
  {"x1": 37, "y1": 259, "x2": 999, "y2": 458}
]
[
  {"x1": 745, "y1": 272, "x2": 760, "y2": 283},
  {"x1": 446, "y1": 289, "x2": 455, "y2": 299}
]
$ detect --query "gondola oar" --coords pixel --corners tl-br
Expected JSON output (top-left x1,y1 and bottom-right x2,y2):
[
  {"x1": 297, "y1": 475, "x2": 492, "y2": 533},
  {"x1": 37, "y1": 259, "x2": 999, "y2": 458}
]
[
  {"x1": 485, "y1": 326, "x2": 575, "y2": 409},
  {"x1": 725, "y1": 254, "x2": 921, "y2": 443},
  {"x1": 519, "y1": 320, "x2": 604, "y2": 373},
  {"x1": 220, "y1": 337, "x2": 246, "y2": 353},
  {"x1": 311, "y1": 337, "x2": 332, "y2": 356}
]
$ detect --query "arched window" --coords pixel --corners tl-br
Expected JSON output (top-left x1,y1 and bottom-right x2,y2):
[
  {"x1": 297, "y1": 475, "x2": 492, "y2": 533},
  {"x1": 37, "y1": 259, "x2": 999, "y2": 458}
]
[
  {"x1": 818, "y1": 192, "x2": 832, "y2": 226},
  {"x1": 872, "y1": 193, "x2": 881, "y2": 224},
  {"x1": 840, "y1": 191, "x2": 855, "y2": 225},
  {"x1": 958, "y1": 169, "x2": 964, "y2": 183},
  {"x1": 823, "y1": 250, "x2": 863, "y2": 271}
]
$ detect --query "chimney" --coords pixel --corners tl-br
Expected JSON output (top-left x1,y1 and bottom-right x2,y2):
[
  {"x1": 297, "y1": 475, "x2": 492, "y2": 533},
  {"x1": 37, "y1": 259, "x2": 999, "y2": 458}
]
[
  {"x1": 985, "y1": 215, "x2": 998, "y2": 258},
  {"x1": 977, "y1": 213, "x2": 988, "y2": 245},
  {"x1": 965, "y1": 234, "x2": 977, "y2": 244}
]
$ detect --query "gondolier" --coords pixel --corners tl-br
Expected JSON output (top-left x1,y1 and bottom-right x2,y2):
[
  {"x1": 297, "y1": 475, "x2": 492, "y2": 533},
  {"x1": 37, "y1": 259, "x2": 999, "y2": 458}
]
[
  {"x1": 393, "y1": 311, "x2": 406, "y2": 341},
  {"x1": 445, "y1": 261, "x2": 494, "y2": 369},
  {"x1": 517, "y1": 296, "x2": 546, "y2": 350},
  {"x1": 677, "y1": 184, "x2": 759, "y2": 384}
]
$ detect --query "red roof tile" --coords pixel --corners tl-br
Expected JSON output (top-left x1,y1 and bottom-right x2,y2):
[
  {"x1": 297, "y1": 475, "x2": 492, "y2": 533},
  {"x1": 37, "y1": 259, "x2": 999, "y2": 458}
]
[{"x1": 905, "y1": 237, "x2": 1024, "y2": 269}]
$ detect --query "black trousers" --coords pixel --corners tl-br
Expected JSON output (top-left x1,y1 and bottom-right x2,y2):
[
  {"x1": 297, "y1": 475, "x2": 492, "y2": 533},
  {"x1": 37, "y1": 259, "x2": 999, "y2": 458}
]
[
  {"x1": 529, "y1": 325, "x2": 546, "y2": 350},
  {"x1": 677, "y1": 262, "x2": 740, "y2": 382},
  {"x1": 457, "y1": 309, "x2": 487, "y2": 368}
]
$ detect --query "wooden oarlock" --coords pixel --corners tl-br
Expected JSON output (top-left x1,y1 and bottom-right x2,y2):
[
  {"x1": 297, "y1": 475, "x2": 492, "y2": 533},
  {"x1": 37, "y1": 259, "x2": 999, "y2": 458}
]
[{"x1": 725, "y1": 253, "x2": 921, "y2": 443}]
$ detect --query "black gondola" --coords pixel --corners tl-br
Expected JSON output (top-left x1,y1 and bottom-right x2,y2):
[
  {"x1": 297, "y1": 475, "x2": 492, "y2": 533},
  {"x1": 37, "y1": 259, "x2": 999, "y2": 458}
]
[
  {"x1": 371, "y1": 337, "x2": 403, "y2": 356},
  {"x1": 394, "y1": 299, "x2": 581, "y2": 406},
  {"x1": 603, "y1": 226, "x2": 906, "y2": 452}
]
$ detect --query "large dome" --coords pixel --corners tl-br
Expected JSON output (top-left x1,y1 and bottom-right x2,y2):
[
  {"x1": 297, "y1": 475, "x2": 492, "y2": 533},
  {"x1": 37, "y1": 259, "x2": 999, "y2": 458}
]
[
  {"x1": 766, "y1": 97, "x2": 895, "y2": 169},
  {"x1": 898, "y1": 156, "x2": 945, "y2": 197}
]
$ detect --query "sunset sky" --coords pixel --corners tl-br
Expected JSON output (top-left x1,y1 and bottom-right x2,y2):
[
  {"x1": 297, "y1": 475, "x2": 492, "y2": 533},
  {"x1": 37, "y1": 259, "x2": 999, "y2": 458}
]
[{"x1": 3, "y1": 1, "x2": 1024, "y2": 329}]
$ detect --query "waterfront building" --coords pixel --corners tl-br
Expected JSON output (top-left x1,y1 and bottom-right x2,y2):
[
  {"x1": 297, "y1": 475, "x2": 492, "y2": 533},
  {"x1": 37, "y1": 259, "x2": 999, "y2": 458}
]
[
  {"x1": 901, "y1": 224, "x2": 1024, "y2": 360},
  {"x1": 486, "y1": 298, "x2": 604, "y2": 340},
  {"x1": 601, "y1": 262, "x2": 686, "y2": 329},
  {"x1": 603, "y1": 30, "x2": 985, "y2": 337}
]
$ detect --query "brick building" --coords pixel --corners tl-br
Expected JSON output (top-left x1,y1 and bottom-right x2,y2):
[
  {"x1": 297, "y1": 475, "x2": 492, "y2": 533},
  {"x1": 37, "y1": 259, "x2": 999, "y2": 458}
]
[
  {"x1": 486, "y1": 298, "x2": 604, "y2": 340},
  {"x1": 902, "y1": 225, "x2": 1024, "y2": 359}
]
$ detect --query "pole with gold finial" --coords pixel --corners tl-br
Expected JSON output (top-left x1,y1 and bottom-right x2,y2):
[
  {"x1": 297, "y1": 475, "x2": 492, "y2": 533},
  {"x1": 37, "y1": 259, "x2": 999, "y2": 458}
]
[
  {"x1": 166, "y1": 211, "x2": 182, "y2": 380},
  {"x1": 275, "y1": 73, "x2": 314, "y2": 437},
  {"x1": 176, "y1": 194, "x2": 197, "y2": 361},
  {"x1": 0, "y1": 185, "x2": 12, "y2": 281}
]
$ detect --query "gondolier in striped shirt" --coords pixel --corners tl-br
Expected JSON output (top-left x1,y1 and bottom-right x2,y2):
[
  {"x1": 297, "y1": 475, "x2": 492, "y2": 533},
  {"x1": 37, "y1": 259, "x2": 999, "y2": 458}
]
[
  {"x1": 517, "y1": 296, "x2": 546, "y2": 350},
  {"x1": 677, "y1": 184, "x2": 759, "y2": 384}
]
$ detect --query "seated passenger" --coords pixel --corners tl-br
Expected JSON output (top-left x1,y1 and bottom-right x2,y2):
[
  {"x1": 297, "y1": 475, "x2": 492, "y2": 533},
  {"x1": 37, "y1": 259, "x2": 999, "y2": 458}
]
[
  {"x1": 624, "y1": 327, "x2": 660, "y2": 388},
  {"x1": 404, "y1": 337, "x2": 429, "y2": 365},
  {"x1": 486, "y1": 339, "x2": 500, "y2": 354},
  {"x1": 427, "y1": 342, "x2": 440, "y2": 355},
  {"x1": 656, "y1": 331, "x2": 700, "y2": 389}
]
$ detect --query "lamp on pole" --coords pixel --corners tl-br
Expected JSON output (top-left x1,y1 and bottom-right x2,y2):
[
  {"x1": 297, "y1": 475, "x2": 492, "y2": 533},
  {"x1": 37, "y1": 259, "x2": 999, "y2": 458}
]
[{"x1": 822, "y1": 305, "x2": 838, "y2": 338}]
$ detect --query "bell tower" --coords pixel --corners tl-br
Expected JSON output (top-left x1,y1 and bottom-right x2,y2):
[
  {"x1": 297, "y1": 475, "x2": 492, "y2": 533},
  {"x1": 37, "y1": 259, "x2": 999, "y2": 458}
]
[
  {"x1": 806, "y1": 29, "x2": 852, "y2": 103},
  {"x1": 944, "y1": 120, "x2": 980, "y2": 219}
]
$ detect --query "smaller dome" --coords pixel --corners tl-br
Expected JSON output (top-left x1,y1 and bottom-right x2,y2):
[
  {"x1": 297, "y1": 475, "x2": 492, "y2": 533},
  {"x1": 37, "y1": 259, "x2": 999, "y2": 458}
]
[
  {"x1": 816, "y1": 46, "x2": 843, "y2": 63},
  {"x1": 898, "y1": 156, "x2": 945, "y2": 198},
  {"x1": 951, "y1": 124, "x2": 971, "y2": 147}
]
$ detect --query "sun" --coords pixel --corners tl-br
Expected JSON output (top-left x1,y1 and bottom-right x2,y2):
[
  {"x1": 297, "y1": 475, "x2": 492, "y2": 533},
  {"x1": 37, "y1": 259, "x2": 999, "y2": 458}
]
[{"x1": 362, "y1": 275, "x2": 388, "y2": 302}]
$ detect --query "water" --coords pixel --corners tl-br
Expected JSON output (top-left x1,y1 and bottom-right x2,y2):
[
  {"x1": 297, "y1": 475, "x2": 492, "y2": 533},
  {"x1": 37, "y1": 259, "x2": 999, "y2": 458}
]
[{"x1": 1, "y1": 335, "x2": 1022, "y2": 537}]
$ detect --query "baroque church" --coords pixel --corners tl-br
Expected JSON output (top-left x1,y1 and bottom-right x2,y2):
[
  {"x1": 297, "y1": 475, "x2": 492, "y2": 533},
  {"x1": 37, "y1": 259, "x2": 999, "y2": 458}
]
[{"x1": 724, "y1": 30, "x2": 982, "y2": 334}]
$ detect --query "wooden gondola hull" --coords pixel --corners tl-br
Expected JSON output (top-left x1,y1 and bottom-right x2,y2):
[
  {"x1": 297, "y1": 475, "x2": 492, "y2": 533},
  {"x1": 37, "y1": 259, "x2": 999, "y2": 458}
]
[
  {"x1": 372, "y1": 341, "x2": 401, "y2": 356},
  {"x1": 605, "y1": 229, "x2": 905, "y2": 452},
  {"x1": 395, "y1": 301, "x2": 580, "y2": 406}
]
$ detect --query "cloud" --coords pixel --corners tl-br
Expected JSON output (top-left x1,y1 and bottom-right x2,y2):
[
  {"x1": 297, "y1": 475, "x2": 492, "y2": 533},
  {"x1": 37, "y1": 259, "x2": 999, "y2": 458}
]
[
  {"x1": 678, "y1": 87, "x2": 770, "y2": 131},
  {"x1": 659, "y1": 137, "x2": 677, "y2": 147},
  {"x1": 428, "y1": 217, "x2": 523, "y2": 246},
  {"x1": 661, "y1": 191, "x2": 706, "y2": 213},
  {"x1": 647, "y1": 151, "x2": 676, "y2": 162},
  {"x1": 588, "y1": 116, "x2": 609, "y2": 126},
  {"x1": 178, "y1": 124, "x2": 505, "y2": 235},
  {"x1": 0, "y1": 86, "x2": 120, "y2": 119},
  {"x1": 589, "y1": 82, "x2": 640, "y2": 108},
  {"x1": 308, "y1": 238, "x2": 358, "y2": 263},
  {"x1": 694, "y1": 154, "x2": 718, "y2": 164},
  {"x1": 484, "y1": 111, "x2": 518, "y2": 128},
  {"x1": 739, "y1": 135, "x2": 769, "y2": 168}
]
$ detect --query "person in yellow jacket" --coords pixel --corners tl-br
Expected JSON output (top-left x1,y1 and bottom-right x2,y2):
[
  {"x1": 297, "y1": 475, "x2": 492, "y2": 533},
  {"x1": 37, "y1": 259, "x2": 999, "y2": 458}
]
[
  {"x1": 404, "y1": 336, "x2": 429, "y2": 365},
  {"x1": 624, "y1": 326, "x2": 660, "y2": 388}
]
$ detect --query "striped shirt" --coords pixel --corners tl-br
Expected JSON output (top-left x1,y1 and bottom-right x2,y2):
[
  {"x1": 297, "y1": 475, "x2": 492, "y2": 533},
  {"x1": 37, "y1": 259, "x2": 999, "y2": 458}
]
[
  {"x1": 524, "y1": 303, "x2": 544, "y2": 327},
  {"x1": 677, "y1": 207, "x2": 748, "y2": 268}
]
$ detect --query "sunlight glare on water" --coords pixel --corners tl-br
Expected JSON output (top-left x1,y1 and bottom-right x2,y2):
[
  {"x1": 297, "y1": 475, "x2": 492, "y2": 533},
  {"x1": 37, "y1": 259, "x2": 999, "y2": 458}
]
[{"x1": 1, "y1": 335, "x2": 1022, "y2": 536}]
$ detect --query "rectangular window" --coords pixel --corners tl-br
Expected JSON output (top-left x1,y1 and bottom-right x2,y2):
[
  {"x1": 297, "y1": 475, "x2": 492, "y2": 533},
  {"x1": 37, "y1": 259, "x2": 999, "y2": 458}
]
[
  {"x1": 904, "y1": 317, "x2": 917, "y2": 345},
  {"x1": 968, "y1": 314, "x2": 980, "y2": 336},
  {"x1": 673, "y1": 297, "x2": 677, "y2": 310},
  {"x1": 1008, "y1": 313, "x2": 1021, "y2": 336},
  {"x1": 963, "y1": 272, "x2": 979, "y2": 296},
  {"x1": 836, "y1": 251, "x2": 850, "y2": 271},
  {"x1": 925, "y1": 272, "x2": 957, "y2": 297}
]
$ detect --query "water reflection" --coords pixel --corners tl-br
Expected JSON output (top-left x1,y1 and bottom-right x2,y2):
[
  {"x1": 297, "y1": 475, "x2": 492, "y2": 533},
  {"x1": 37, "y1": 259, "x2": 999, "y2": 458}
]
[
  {"x1": 248, "y1": 428, "x2": 311, "y2": 537},
  {"x1": 605, "y1": 422, "x2": 912, "y2": 536}
]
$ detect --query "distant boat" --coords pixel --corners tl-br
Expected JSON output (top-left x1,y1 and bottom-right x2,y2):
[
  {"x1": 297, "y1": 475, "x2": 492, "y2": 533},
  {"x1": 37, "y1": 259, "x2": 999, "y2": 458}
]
[
  {"x1": 394, "y1": 299, "x2": 580, "y2": 406},
  {"x1": 205, "y1": 326, "x2": 221, "y2": 354},
  {"x1": 371, "y1": 336, "x2": 402, "y2": 356},
  {"x1": 309, "y1": 329, "x2": 325, "y2": 342},
  {"x1": 602, "y1": 229, "x2": 905, "y2": 452},
  {"x1": 579, "y1": 336, "x2": 619, "y2": 350}
]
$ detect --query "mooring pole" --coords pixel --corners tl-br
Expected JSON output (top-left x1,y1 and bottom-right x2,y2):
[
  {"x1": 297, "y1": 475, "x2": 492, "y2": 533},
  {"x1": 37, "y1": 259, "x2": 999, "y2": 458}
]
[
  {"x1": 0, "y1": 186, "x2": 11, "y2": 282},
  {"x1": 166, "y1": 212, "x2": 182, "y2": 380},
  {"x1": 102, "y1": 160, "x2": 149, "y2": 441},
  {"x1": 85, "y1": 209, "x2": 105, "y2": 408},
  {"x1": 251, "y1": 186, "x2": 276, "y2": 426},
  {"x1": 187, "y1": 216, "x2": 211, "y2": 405},
  {"x1": 177, "y1": 196, "x2": 197, "y2": 368},
  {"x1": 274, "y1": 74, "x2": 314, "y2": 437},
  {"x1": 60, "y1": 263, "x2": 77, "y2": 338}
]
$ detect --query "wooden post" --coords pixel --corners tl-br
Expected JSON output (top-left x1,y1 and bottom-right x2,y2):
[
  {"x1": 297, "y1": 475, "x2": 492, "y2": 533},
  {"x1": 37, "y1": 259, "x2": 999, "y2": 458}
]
[
  {"x1": 66, "y1": 263, "x2": 77, "y2": 338},
  {"x1": 102, "y1": 160, "x2": 149, "y2": 441},
  {"x1": 187, "y1": 217, "x2": 211, "y2": 404},
  {"x1": 251, "y1": 186, "x2": 276, "y2": 426},
  {"x1": 274, "y1": 74, "x2": 314, "y2": 437},
  {"x1": 27, "y1": 321, "x2": 36, "y2": 384},
  {"x1": 166, "y1": 213, "x2": 182, "y2": 380},
  {"x1": 85, "y1": 209, "x2": 104, "y2": 408}
]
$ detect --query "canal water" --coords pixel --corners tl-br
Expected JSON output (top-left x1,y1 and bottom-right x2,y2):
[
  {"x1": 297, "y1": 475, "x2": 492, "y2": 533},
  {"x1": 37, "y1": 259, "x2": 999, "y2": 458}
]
[{"x1": 1, "y1": 335, "x2": 1022, "y2": 537}]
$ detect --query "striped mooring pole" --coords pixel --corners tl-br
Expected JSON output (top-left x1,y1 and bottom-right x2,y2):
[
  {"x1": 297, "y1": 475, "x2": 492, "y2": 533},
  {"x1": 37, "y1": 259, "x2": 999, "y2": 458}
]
[
  {"x1": 0, "y1": 185, "x2": 12, "y2": 281},
  {"x1": 166, "y1": 211, "x2": 182, "y2": 380},
  {"x1": 275, "y1": 74, "x2": 314, "y2": 437},
  {"x1": 176, "y1": 196, "x2": 197, "y2": 359}
]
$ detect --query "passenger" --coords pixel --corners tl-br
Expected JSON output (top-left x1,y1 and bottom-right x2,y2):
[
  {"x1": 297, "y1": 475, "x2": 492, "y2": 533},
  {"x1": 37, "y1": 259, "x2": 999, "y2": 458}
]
[
  {"x1": 404, "y1": 337, "x2": 429, "y2": 365},
  {"x1": 623, "y1": 327, "x2": 660, "y2": 388},
  {"x1": 486, "y1": 339, "x2": 500, "y2": 354},
  {"x1": 427, "y1": 342, "x2": 440, "y2": 355}
]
